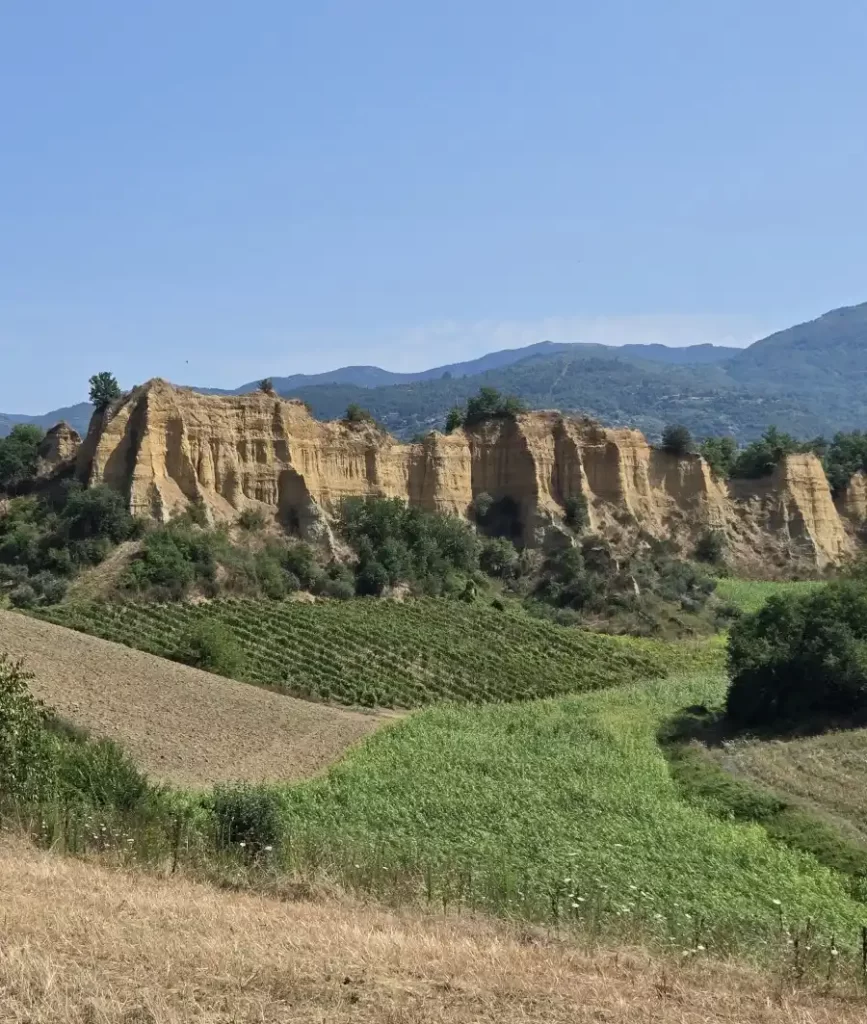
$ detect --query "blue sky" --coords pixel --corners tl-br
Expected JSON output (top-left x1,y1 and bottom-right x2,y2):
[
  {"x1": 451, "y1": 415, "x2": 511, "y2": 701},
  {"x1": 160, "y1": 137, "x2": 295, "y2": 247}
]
[{"x1": 2, "y1": 1, "x2": 866, "y2": 411}]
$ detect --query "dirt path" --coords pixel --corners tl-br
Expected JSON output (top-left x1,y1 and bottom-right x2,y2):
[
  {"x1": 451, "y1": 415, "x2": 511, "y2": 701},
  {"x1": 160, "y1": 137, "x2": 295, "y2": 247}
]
[{"x1": 0, "y1": 610, "x2": 389, "y2": 788}]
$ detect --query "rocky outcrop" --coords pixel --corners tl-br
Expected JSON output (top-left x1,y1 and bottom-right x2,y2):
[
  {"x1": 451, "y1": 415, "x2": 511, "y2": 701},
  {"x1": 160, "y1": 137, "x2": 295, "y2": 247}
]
[
  {"x1": 68, "y1": 379, "x2": 858, "y2": 572},
  {"x1": 36, "y1": 422, "x2": 81, "y2": 478},
  {"x1": 836, "y1": 471, "x2": 867, "y2": 527}
]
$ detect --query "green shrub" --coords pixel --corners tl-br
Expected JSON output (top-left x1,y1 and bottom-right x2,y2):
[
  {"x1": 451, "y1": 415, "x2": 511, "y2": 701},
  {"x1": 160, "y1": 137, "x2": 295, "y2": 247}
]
[
  {"x1": 182, "y1": 495, "x2": 209, "y2": 527},
  {"x1": 823, "y1": 430, "x2": 867, "y2": 495},
  {"x1": 0, "y1": 655, "x2": 54, "y2": 801},
  {"x1": 59, "y1": 484, "x2": 137, "y2": 546},
  {"x1": 727, "y1": 580, "x2": 867, "y2": 727},
  {"x1": 694, "y1": 530, "x2": 726, "y2": 565},
  {"x1": 344, "y1": 403, "x2": 375, "y2": 425},
  {"x1": 53, "y1": 734, "x2": 151, "y2": 811},
  {"x1": 124, "y1": 522, "x2": 218, "y2": 599},
  {"x1": 444, "y1": 406, "x2": 464, "y2": 433},
  {"x1": 0, "y1": 425, "x2": 43, "y2": 492},
  {"x1": 463, "y1": 387, "x2": 527, "y2": 427},
  {"x1": 355, "y1": 560, "x2": 389, "y2": 596},
  {"x1": 479, "y1": 537, "x2": 519, "y2": 579},
  {"x1": 211, "y1": 783, "x2": 284, "y2": 854},
  {"x1": 174, "y1": 621, "x2": 244, "y2": 677},
  {"x1": 563, "y1": 494, "x2": 589, "y2": 532},
  {"x1": 322, "y1": 577, "x2": 355, "y2": 600},
  {"x1": 238, "y1": 507, "x2": 267, "y2": 531},
  {"x1": 9, "y1": 582, "x2": 38, "y2": 609},
  {"x1": 472, "y1": 492, "x2": 494, "y2": 522},
  {"x1": 730, "y1": 426, "x2": 804, "y2": 479},
  {"x1": 282, "y1": 543, "x2": 324, "y2": 591}
]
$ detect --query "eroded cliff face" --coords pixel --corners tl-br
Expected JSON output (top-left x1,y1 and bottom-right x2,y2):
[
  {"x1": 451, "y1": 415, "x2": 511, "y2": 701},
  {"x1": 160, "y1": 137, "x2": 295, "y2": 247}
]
[
  {"x1": 36, "y1": 422, "x2": 81, "y2": 479},
  {"x1": 71, "y1": 379, "x2": 856, "y2": 571}
]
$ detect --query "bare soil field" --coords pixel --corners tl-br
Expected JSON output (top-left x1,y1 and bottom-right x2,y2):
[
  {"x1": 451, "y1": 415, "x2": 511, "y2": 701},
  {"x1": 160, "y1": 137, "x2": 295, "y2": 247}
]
[
  {"x1": 0, "y1": 839, "x2": 862, "y2": 1024},
  {"x1": 0, "y1": 610, "x2": 389, "y2": 787}
]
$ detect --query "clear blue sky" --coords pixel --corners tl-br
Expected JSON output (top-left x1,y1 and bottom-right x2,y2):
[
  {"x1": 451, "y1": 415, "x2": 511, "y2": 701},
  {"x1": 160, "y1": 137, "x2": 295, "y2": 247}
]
[{"x1": 2, "y1": 1, "x2": 866, "y2": 411}]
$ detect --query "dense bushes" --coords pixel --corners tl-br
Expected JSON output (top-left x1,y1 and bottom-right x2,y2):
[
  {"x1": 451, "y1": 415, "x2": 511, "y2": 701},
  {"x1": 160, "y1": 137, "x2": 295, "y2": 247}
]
[
  {"x1": 697, "y1": 426, "x2": 822, "y2": 481},
  {"x1": 211, "y1": 783, "x2": 284, "y2": 854},
  {"x1": 0, "y1": 653, "x2": 152, "y2": 809},
  {"x1": 699, "y1": 436, "x2": 738, "y2": 479},
  {"x1": 337, "y1": 496, "x2": 480, "y2": 596},
  {"x1": 174, "y1": 620, "x2": 245, "y2": 677},
  {"x1": 0, "y1": 655, "x2": 54, "y2": 801},
  {"x1": 343, "y1": 403, "x2": 376, "y2": 426},
  {"x1": 0, "y1": 425, "x2": 43, "y2": 492},
  {"x1": 822, "y1": 431, "x2": 867, "y2": 495},
  {"x1": 727, "y1": 580, "x2": 867, "y2": 728},
  {"x1": 443, "y1": 387, "x2": 527, "y2": 432},
  {"x1": 525, "y1": 534, "x2": 718, "y2": 636},
  {"x1": 124, "y1": 520, "x2": 220, "y2": 599},
  {"x1": 0, "y1": 485, "x2": 139, "y2": 606},
  {"x1": 694, "y1": 529, "x2": 726, "y2": 565}
]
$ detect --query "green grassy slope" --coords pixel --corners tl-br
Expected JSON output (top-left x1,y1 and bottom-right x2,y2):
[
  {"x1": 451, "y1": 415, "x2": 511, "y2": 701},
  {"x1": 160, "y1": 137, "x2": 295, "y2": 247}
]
[
  {"x1": 276, "y1": 670, "x2": 867, "y2": 955},
  {"x1": 35, "y1": 598, "x2": 667, "y2": 707},
  {"x1": 715, "y1": 578, "x2": 822, "y2": 615}
]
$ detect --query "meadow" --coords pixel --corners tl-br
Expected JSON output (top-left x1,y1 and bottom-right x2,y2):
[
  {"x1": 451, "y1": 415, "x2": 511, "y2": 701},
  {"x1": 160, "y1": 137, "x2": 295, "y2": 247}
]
[
  {"x1": 266, "y1": 670, "x2": 867, "y2": 960},
  {"x1": 715, "y1": 578, "x2": 822, "y2": 615},
  {"x1": 16, "y1": 574, "x2": 867, "y2": 974}
]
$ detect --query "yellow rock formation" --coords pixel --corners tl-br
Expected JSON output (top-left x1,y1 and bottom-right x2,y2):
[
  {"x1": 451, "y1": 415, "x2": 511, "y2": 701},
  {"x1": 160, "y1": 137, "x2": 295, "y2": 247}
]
[{"x1": 71, "y1": 379, "x2": 855, "y2": 571}]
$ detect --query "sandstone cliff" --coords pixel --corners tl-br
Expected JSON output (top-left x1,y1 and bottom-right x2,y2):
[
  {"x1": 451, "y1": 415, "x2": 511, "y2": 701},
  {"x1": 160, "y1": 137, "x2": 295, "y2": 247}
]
[
  {"x1": 70, "y1": 379, "x2": 857, "y2": 572},
  {"x1": 36, "y1": 422, "x2": 82, "y2": 479}
]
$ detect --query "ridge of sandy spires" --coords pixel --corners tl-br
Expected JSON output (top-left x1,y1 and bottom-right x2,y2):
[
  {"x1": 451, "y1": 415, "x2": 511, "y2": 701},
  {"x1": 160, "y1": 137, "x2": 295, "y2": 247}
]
[{"x1": 41, "y1": 376, "x2": 856, "y2": 572}]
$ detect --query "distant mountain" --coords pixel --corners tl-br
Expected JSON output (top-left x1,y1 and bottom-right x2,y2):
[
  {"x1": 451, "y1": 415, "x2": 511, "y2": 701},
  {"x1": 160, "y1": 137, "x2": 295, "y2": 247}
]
[
  {"x1": 230, "y1": 339, "x2": 739, "y2": 394},
  {"x1": 1, "y1": 339, "x2": 741, "y2": 437},
  {"x1": 3, "y1": 304, "x2": 867, "y2": 443},
  {"x1": 728, "y1": 301, "x2": 867, "y2": 393},
  {"x1": 0, "y1": 402, "x2": 93, "y2": 439},
  {"x1": 286, "y1": 349, "x2": 827, "y2": 442}
]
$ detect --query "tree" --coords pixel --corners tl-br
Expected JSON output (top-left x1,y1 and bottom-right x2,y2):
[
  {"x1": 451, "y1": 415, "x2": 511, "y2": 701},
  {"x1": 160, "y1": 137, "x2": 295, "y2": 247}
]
[
  {"x1": 344, "y1": 403, "x2": 374, "y2": 425},
  {"x1": 661, "y1": 424, "x2": 692, "y2": 456},
  {"x1": 822, "y1": 431, "x2": 867, "y2": 495},
  {"x1": 479, "y1": 537, "x2": 518, "y2": 578},
  {"x1": 0, "y1": 424, "x2": 44, "y2": 491},
  {"x1": 88, "y1": 372, "x2": 121, "y2": 412},
  {"x1": 563, "y1": 495, "x2": 589, "y2": 532},
  {"x1": 729, "y1": 425, "x2": 802, "y2": 479},
  {"x1": 699, "y1": 436, "x2": 738, "y2": 479},
  {"x1": 464, "y1": 387, "x2": 527, "y2": 427},
  {"x1": 694, "y1": 529, "x2": 725, "y2": 565},
  {"x1": 727, "y1": 580, "x2": 867, "y2": 728},
  {"x1": 444, "y1": 407, "x2": 464, "y2": 433},
  {"x1": 259, "y1": 378, "x2": 274, "y2": 394}
]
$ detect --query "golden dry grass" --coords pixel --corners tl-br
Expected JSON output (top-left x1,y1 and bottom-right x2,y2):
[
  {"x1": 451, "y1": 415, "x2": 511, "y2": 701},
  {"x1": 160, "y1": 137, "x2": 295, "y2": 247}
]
[
  {"x1": 1, "y1": 840, "x2": 865, "y2": 1023},
  {"x1": 0, "y1": 609, "x2": 389, "y2": 787},
  {"x1": 717, "y1": 729, "x2": 867, "y2": 843}
]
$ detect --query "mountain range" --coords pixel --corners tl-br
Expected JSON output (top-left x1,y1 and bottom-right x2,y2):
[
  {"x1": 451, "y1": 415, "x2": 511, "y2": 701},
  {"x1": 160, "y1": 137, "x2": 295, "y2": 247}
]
[{"x1": 3, "y1": 302, "x2": 866, "y2": 443}]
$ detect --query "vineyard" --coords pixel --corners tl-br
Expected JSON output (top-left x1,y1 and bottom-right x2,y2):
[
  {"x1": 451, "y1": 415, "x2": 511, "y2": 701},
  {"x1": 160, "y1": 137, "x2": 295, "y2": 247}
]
[{"x1": 35, "y1": 598, "x2": 666, "y2": 708}]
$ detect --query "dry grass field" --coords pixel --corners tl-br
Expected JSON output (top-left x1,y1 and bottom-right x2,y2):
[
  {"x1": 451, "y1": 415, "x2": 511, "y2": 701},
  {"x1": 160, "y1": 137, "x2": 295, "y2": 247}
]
[
  {"x1": 716, "y1": 728, "x2": 867, "y2": 844},
  {"x1": 1, "y1": 838, "x2": 864, "y2": 1024},
  {"x1": 0, "y1": 610, "x2": 389, "y2": 787}
]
